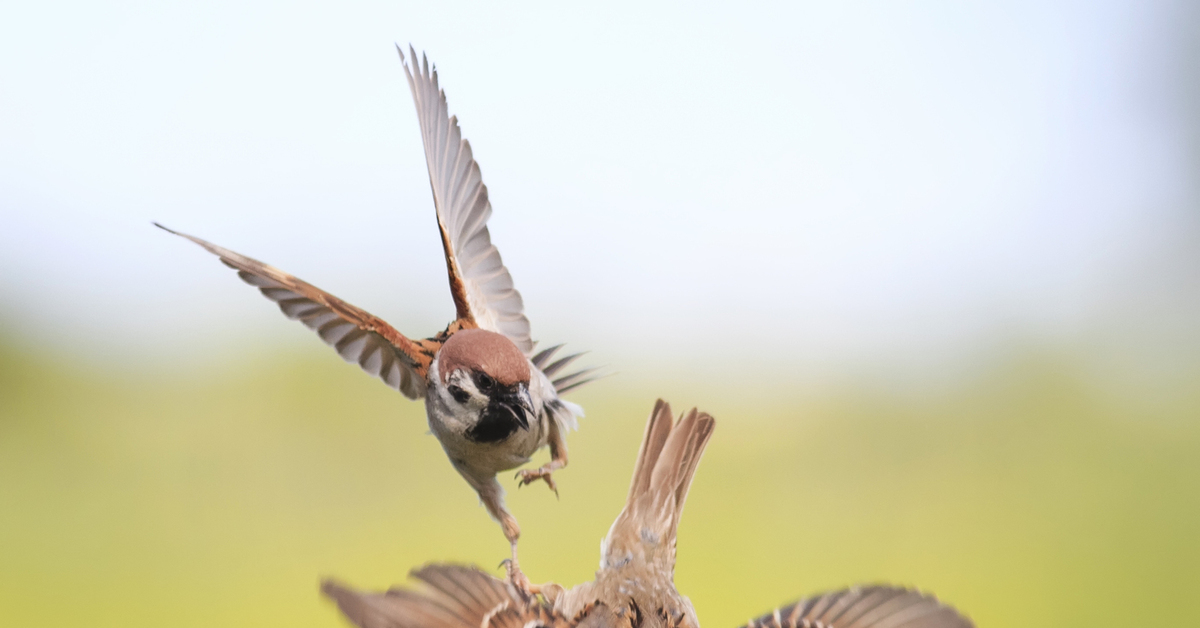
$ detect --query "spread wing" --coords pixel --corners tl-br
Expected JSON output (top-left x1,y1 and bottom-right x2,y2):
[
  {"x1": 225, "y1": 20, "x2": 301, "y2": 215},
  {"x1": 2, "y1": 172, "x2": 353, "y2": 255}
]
[
  {"x1": 399, "y1": 46, "x2": 533, "y2": 355},
  {"x1": 156, "y1": 224, "x2": 434, "y2": 399},
  {"x1": 741, "y1": 587, "x2": 973, "y2": 628},
  {"x1": 323, "y1": 564, "x2": 562, "y2": 628}
]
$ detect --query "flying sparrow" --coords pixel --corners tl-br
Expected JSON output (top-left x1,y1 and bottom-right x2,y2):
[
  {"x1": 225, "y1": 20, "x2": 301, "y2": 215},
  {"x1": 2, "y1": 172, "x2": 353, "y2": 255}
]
[
  {"x1": 323, "y1": 400, "x2": 974, "y2": 628},
  {"x1": 157, "y1": 46, "x2": 596, "y2": 585}
]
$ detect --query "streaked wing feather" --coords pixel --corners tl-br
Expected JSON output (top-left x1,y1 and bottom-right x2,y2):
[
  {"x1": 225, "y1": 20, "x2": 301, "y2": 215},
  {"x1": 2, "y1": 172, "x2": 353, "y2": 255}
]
[
  {"x1": 157, "y1": 224, "x2": 432, "y2": 399},
  {"x1": 399, "y1": 46, "x2": 533, "y2": 355},
  {"x1": 324, "y1": 585, "x2": 466, "y2": 628},
  {"x1": 323, "y1": 565, "x2": 563, "y2": 628},
  {"x1": 742, "y1": 587, "x2": 973, "y2": 628}
]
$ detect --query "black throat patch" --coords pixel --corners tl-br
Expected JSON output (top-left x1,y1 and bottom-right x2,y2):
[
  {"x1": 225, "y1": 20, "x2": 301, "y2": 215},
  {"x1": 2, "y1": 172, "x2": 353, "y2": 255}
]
[{"x1": 465, "y1": 402, "x2": 524, "y2": 443}]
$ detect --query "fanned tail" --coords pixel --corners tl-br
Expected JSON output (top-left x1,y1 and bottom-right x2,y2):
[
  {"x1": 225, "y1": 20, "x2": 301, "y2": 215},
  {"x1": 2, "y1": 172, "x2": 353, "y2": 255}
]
[{"x1": 601, "y1": 400, "x2": 715, "y2": 572}]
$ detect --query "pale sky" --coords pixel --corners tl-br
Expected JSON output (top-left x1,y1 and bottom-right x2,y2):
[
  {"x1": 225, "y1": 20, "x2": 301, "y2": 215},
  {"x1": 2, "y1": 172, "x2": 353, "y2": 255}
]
[{"x1": 1, "y1": 1, "x2": 1196, "y2": 380}]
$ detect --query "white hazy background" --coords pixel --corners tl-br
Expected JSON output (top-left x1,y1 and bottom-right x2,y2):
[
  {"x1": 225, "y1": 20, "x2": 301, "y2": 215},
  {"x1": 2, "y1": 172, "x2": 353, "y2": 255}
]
[{"x1": 2, "y1": 0, "x2": 1198, "y2": 387}]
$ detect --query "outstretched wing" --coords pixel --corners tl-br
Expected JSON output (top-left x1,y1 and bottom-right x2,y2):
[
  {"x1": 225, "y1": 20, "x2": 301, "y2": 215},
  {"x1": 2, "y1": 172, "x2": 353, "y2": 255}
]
[
  {"x1": 741, "y1": 586, "x2": 973, "y2": 628},
  {"x1": 156, "y1": 224, "x2": 434, "y2": 399},
  {"x1": 323, "y1": 564, "x2": 561, "y2": 628},
  {"x1": 399, "y1": 46, "x2": 533, "y2": 355}
]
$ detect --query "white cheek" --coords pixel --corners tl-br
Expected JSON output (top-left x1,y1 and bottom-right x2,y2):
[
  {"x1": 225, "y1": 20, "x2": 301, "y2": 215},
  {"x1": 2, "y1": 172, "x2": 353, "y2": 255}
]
[{"x1": 466, "y1": 393, "x2": 489, "y2": 412}]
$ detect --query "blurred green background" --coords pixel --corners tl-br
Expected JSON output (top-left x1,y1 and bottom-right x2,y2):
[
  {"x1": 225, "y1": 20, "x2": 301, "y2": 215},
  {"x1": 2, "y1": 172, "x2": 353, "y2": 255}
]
[
  {"x1": 3, "y1": 1, "x2": 1200, "y2": 627},
  {"x1": 2, "y1": 336, "x2": 1197, "y2": 627}
]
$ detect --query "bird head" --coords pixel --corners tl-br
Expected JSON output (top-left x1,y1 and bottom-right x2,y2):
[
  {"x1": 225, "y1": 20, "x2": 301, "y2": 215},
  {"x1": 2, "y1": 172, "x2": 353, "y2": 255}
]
[{"x1": 436, "y1": 328, "x2": 535, "y2": 443}]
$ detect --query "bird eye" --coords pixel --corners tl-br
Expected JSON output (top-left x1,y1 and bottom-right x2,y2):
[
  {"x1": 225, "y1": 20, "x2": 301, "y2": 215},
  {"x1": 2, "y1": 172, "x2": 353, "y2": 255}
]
[
  {"x1": 448, "y1": 384, "x2": 470, "y2": 403},
  {"x1": 475, "y1": 372, "x2": 495, "y2": 392}
]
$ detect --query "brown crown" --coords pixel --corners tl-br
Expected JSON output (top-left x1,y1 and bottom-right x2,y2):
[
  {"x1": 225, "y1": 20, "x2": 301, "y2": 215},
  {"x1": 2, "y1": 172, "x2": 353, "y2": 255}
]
[{"x1": 437, "y1": 328, "x2": 531, "y2": 386}]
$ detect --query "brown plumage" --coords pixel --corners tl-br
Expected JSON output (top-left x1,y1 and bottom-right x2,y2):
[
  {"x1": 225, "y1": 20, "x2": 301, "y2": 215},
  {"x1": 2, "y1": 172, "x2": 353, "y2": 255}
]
[
  {"x1": 438, "y1": 329, "x2": 531, "y2": 387},
  {"x1": 322, "y1": 565, "x2": 550, "y2": 628},
  {"x1": 739, "y1": 587, "x2": 970, "y2": 628},
  {"x1": 155, "y1": 48, "x2": 599, "y2": 590},
  {"x1": 322, "y1": 400, "x2": 974, "y2": 628},
  {"x1": 153, "y1": 222, "x2": 443, "y2": 398},
  {"x1": 550, "y1": 399, "x2": 713, "y2": 628}
]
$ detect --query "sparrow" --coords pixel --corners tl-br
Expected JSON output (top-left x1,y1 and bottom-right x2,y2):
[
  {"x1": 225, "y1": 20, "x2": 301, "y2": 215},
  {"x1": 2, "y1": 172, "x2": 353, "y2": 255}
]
[
  {"x1": 156, "y1": 46, "x2": 596, "y2": 585},
  {"x1": 322, "y1": 400, "x2": 974, "y2": 628}
]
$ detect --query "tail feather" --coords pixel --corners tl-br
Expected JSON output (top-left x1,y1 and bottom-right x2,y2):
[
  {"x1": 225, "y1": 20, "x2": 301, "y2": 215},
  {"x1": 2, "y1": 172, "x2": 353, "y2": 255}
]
[
  {"x1": 529, "y1": 342, "x2": 604, "y2": 396},
  {"x1": 530, "y1": 344, "x2": 564, "y2": 369},
  {"x1": 627, "y1": 399, "x2": 676, "y2": 504},
  {"x1": 670, "y1": 409, "x2": 714, "y2": 522},
  {"x1": 604, "y1": 400, "x2": 715, "y2": 571},
  {"x1": 541, "y1": 351, "x2": 586, "y2": 378}
]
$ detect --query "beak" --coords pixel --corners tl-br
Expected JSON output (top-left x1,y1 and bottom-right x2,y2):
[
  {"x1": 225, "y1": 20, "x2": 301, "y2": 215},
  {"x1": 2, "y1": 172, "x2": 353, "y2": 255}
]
[
  {"x1": 515, "y1": 383, "x2": 535, "y2": 428},
  {"x1": 495, "y1": 383, "x2": 535, "y2": 431}
]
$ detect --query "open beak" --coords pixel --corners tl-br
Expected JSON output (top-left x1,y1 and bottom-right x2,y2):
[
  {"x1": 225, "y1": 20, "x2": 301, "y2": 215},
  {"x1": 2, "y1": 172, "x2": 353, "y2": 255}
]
[
  {"x1": 514, "y1": 383, "x2": 535, "y2": 429},
  {"x1": 494, "y1": 383, "x2": 535, "y2": 431}
]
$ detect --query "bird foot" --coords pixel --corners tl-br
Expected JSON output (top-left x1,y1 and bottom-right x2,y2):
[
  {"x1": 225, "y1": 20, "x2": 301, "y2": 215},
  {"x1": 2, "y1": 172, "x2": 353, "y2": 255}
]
[
  {"x1": 499, "y1": 558, "x2": 541, "y2": 602},
  {"x1": 515, "y1": 466, "x2": 559, "y2": 497}
]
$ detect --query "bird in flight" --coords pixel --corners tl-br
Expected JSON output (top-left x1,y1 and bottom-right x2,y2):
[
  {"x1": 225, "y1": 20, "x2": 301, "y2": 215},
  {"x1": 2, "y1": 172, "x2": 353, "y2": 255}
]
[
  {"x1": 157, "y1": 46, "x2": 596, "y2": 589},
  {"x1": 323, "y1": 401, "x2": 974, "y2": 628}
]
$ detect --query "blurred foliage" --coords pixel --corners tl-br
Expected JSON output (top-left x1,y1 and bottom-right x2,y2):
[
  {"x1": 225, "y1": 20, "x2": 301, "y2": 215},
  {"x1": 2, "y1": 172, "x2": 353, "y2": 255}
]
[{"x1": 0, "y1": 335, "x2": 1197, "y2": 627}]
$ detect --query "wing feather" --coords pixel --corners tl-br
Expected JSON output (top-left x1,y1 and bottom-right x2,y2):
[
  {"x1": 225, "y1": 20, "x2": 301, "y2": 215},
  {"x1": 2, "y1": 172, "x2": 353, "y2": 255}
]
[
  {"x1": 322, "y1": 565, "x2": 561, "y2": 628},
  {"x1": 399, "y1": 45, "x2": 533, "y2": 355},
  {"x1": 156, "y1": 223, "x2": 432, "y2": 399},
  {"x1": 741, "y1": 586, "x2": 973, "y2": 628}
]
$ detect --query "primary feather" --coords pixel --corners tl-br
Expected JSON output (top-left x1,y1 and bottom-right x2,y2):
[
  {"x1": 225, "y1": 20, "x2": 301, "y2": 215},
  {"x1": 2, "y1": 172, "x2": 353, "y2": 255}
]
[
  {"x1": 153, "y1": 223, "x2": 432, "y2": 399},
  {"x1": 399, "y1": 45, "x2": 532, "y2": 355},
  {"x1": 740, "y1": 587, "x2": 972, "y2": 628}
]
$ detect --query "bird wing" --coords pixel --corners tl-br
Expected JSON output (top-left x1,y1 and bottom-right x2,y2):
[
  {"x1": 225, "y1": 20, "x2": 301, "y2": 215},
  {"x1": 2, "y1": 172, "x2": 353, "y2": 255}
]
[
  {"x1": 740, "y1": 587, "x2": 973, "y2": 628},
  {"x1": 323, "y1": 565, "x2": 562, "y2": 628},
  {"x1": 156, "y1": 224, "x2": 434, "y2": 399},
  {"x1": 399, "y1": 46, "x2": 533, "y2": 355}
]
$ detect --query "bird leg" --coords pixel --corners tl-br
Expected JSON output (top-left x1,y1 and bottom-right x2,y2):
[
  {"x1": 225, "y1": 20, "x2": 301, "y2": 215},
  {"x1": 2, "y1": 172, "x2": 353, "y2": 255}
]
[
  {"x1": 500, "y1": 541, "x2": 539, "y2": 601},
  {"x1": 477, "y1": 478, "x2": 539, "y2": 600},
  {"x1": 500, "y1": 541, "x2": 561, "y2": 604},
  {"x1": 516, "y1": 421, "x2": 568, "y2": 497}
]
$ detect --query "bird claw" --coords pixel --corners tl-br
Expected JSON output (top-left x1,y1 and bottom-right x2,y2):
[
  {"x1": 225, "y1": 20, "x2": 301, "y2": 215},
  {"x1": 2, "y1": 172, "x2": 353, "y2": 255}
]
[
  {"x1": 515, "y1": 467, "x2": 559, "y2": 498},
  {"x1": 500, "y1": 559, "x2": 540, "y2": 602}
]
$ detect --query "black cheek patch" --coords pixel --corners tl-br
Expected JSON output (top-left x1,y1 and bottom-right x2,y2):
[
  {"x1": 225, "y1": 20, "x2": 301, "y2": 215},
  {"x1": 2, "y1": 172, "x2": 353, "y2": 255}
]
[{"x1": 448, "y1": 384, "x2": 470, "y2": 404}]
